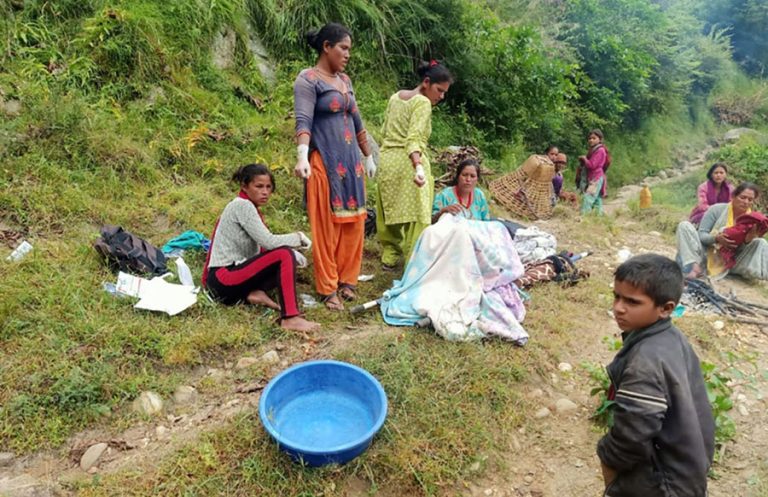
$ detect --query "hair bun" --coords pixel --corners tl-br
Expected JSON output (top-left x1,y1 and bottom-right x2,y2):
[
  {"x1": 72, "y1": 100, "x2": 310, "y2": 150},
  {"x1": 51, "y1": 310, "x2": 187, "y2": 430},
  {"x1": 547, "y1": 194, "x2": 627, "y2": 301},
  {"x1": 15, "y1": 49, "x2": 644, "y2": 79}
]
[
  {"x1": 416, "y1": 60, "x2": 431, "y2": 79},
  {"x1": 231, "y1": 165, "x2": 245, "y2": 183},
  {"x1": 416, "y1": 59, "x2": 453, "y2": 85},
  {"x1": 305, "y1": 29, "x2": 320, "y2": 50}
]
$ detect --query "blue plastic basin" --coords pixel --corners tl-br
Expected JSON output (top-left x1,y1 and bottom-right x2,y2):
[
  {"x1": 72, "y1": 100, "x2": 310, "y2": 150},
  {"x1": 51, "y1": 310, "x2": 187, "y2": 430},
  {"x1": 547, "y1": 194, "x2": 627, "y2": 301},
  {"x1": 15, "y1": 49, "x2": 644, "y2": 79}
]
[{"x1": 259, "y1": 360, "x2": 388, "y2": 466}]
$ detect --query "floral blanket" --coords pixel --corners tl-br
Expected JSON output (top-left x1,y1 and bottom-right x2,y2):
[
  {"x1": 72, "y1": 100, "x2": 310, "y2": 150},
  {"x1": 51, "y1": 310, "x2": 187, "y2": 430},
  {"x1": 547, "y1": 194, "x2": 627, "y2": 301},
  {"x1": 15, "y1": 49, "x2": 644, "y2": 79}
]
[{"x1": 380, "y1": 216, "x2": 528, "y2": 344}]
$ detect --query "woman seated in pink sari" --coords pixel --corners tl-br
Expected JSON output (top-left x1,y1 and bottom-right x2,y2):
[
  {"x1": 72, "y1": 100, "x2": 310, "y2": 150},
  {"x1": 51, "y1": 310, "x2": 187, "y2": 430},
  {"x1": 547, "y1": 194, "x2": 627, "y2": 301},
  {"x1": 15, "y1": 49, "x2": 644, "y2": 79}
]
[{"x1": 689, "y1": 162, "x2": 733, "y2": 225}]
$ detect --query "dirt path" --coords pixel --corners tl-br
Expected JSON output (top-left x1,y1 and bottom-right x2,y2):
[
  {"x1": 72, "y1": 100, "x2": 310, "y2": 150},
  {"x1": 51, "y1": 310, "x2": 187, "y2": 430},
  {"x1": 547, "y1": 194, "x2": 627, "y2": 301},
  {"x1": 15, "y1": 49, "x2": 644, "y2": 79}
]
[{"x1": 603, "y1": 146, "x2": 714, "y2": 216}]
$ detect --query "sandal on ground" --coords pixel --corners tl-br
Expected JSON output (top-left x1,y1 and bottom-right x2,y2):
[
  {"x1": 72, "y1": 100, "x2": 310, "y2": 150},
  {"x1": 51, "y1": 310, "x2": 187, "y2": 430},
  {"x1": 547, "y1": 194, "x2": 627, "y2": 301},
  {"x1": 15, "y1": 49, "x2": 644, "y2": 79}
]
[
  {"x1": 320, "y1": 292, "x2": 344, "y2": 311},
  {"x1": 338, "y1": 284, "x2": 357, "y2": 301}
]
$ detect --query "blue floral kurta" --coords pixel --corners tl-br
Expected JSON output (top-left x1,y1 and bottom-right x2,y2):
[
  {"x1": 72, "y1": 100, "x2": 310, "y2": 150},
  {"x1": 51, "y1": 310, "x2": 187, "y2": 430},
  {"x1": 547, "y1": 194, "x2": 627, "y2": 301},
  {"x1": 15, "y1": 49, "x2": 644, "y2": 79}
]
[
  {"x1": 294, "y1": 68, "x2": 366, "y2": 220},
  {"x1": 432, "y1": 187, "x2": 490, "y2": 221}
]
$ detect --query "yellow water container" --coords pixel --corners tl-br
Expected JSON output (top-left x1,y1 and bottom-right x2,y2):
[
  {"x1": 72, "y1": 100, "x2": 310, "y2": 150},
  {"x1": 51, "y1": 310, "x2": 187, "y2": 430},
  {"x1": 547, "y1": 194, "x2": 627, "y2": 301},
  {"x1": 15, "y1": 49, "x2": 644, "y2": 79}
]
[{"x1": 639, "y1": 184, "x2": 652, "y2": 209}]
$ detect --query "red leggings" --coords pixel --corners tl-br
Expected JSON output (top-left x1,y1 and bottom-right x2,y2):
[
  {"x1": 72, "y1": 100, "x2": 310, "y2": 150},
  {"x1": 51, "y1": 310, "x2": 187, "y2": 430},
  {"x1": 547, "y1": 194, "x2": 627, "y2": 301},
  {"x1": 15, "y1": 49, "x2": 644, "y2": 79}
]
[{"x1": 205, "y1": 247, "x2": 300, "y2": 319}]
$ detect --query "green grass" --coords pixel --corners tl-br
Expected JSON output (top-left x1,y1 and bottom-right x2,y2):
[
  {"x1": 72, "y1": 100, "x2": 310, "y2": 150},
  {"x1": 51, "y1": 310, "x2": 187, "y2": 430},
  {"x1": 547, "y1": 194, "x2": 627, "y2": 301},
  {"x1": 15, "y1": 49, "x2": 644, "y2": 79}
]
[
  {"x1": 606, "y1": 100, "x2": 718, "y2": 187},
  {"x1": 71, "y1": 332, "x2": 533, "y2": 496},
  {"x1": 619, "y1": 172, "x2": 701, "y2": 236}
]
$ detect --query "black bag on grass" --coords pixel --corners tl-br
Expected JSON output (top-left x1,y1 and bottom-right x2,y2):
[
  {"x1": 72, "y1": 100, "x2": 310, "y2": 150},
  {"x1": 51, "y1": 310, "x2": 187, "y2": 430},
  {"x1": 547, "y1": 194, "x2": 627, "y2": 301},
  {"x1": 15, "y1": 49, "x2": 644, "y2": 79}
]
[
  {"x1": 94, "y1": 225, "x2": 167, "y2": 275},
  {"x1": 364, "y1": 208, "x2": 377, "y2": 238}
]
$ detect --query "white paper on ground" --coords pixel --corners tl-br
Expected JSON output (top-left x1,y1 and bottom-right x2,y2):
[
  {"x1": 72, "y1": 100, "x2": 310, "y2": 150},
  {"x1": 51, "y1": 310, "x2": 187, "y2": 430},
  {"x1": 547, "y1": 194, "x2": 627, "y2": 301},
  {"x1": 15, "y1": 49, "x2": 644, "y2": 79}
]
[
  {"x1": 116, "y1": 271, "x2": 146, "y2": 297},
  {"x1": 134, "y1": 276, "x2": 198, "y2": 316}
]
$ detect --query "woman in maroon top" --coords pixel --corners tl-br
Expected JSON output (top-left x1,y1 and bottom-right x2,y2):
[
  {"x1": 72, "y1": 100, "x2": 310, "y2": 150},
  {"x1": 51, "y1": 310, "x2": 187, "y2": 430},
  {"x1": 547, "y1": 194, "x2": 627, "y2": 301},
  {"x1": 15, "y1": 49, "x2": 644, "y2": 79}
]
[
  {"x1": 576, "y1": 128, "x2": 610, "y2": 215},
  {"x1": 688, "y1": 162, "x2": 732, "y2": 225}
]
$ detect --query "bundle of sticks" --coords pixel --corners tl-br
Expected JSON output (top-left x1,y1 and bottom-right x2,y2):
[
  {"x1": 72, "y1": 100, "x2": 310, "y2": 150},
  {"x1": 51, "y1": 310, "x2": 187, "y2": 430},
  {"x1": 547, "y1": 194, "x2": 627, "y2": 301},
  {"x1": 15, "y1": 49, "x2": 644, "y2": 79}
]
[
  {"x1": 432, "y1": 145, "x2": 495, "y2": 189},
  {"x1": 685, "y1": 279, "x2": 768, "y2": 329}
]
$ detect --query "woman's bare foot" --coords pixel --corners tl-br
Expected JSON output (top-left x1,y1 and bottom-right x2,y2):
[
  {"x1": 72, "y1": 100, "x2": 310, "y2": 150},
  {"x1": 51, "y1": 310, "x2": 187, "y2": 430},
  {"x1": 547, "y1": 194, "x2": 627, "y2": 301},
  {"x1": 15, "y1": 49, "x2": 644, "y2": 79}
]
[
  {"x1": 246, "y1": 290, "x2": 280, "y2": 310},
  {"x1": 322, "y1": 293, "x2": 344, "y2": 311},
  {"x1": 280, "y1": 316, "x2": 321, "y2": 332},
  {"x1": 685, "y1": 263, "x2": 702, "y2": 280}
]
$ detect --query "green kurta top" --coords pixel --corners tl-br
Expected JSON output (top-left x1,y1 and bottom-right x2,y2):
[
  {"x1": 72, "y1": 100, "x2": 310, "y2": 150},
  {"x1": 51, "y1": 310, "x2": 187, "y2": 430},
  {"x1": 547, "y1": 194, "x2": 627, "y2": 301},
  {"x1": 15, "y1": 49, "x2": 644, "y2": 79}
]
[{"x1": 378, "y1": 93, "x2": 433, "y2": 225}]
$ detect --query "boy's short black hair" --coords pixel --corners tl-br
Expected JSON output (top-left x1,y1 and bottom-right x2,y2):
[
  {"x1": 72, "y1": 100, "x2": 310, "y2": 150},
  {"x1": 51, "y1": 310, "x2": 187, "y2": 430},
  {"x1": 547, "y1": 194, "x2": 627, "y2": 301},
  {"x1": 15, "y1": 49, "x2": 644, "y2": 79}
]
[{"x1": 614, "y1": 253, "x2": 683, "y2": 306}]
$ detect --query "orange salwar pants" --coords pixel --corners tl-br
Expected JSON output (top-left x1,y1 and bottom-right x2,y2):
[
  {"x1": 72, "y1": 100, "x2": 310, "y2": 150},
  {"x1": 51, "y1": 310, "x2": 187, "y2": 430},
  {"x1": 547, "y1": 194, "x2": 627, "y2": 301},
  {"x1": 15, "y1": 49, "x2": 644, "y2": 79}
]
[{"x1": 306, "y1": 151, "x2": 365, "y2": 296}]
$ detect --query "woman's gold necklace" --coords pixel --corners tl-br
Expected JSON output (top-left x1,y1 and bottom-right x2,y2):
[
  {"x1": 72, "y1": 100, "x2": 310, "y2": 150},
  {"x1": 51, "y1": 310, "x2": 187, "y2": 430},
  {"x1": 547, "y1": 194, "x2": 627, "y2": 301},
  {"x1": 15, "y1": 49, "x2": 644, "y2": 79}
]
[
  {"x1": 315, "y1": 66, "x2": 339, "y2": 79},
  {"x1": 315, "y1": 66, "x2": 345, "y2": 93}
]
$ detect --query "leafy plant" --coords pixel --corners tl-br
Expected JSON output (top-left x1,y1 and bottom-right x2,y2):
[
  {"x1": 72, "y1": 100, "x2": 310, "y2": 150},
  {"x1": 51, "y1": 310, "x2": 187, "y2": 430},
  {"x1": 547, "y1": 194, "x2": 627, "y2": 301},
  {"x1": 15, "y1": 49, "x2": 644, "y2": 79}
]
[
  {"x1": 602, "y1": 335, "x2": 622, "y2": 351},
  {"x1": 581, "y1": 361, "x2": 616, "y2": 429},
  {"x1": 700, "y1": 361, "x2": 736, "y2": 450}
]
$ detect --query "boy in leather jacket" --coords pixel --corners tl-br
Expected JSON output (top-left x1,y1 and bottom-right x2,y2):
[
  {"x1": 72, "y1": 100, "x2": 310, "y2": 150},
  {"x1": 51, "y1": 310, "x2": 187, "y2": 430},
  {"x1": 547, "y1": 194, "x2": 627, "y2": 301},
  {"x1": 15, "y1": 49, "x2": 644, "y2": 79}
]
[{"x1": 598, "y1": 254, "x2": 715, "y2": 497}]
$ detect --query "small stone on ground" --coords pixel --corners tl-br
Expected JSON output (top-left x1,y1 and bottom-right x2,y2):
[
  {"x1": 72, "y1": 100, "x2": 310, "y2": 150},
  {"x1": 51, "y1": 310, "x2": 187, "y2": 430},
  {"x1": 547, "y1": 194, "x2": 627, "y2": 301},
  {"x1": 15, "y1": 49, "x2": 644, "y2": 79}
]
[
  {"x1": 133, "y1": 391, "x2": 164, "y2": 415},
  {"x1": 80, "y1": 442, "x2": 108, "y2": 471},
  {"x1": 260, "y1": 350, "x2": 280, "y2": 364},
  {"x1": 534, "y1": 408, "x2": 551, "y2": 419},
  {"x1": 555, "y1": 398, "x2": 578, "y2": 413},
  {"x1": 0, "y1": 451, "x2": 14, "y2": 467},
  {"x1": 173, "y1": 385, "x2": 198, "y2": 405},
  {"x1": 235, "y1": 357, "x2": 259, "y2": 369}
]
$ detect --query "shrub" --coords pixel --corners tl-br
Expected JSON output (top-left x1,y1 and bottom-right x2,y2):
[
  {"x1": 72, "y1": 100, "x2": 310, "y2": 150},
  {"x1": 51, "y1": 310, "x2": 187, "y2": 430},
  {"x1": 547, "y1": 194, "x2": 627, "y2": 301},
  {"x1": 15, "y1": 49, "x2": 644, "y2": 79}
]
[
  {"x1": 714, "y1": 141, "x2": 768, "y2": 206},
  {"x1": 446, "y1": 4, "x2": 576, "y2": 146}
]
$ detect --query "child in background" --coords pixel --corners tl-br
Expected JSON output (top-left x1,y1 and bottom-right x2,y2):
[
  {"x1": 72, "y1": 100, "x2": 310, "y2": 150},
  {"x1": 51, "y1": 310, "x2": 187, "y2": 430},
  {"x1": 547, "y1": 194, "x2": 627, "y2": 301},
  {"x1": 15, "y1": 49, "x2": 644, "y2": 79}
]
[
  {"x1": 598, "y1": 254, "x2": 714, "y2": 497},
  {"x1": 577, "y1": 129, "x2": 610, "y2": 215},
  {"x1": 551, "y1": 152, "x2": 565, "y2": 199},
  {"x1": 552, "y1": 153, "x2": 578, "y2": 207},
  {"x1": 545, "y1": 144, "x2": 559, "y2": 164}
]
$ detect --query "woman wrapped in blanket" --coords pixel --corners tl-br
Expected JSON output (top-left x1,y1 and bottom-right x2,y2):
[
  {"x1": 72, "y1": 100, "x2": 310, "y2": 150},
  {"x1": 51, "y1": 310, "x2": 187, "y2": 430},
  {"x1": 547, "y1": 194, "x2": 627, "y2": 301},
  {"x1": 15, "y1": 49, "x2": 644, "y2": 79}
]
[
  {"x1": 203, "y1": 164, "x2": 320, "y2": 332},
  {"x1": 676, "y1": 182, "x2": 768, "y2": 281},
  {"x1": 375, "y1": 60, "x2": 453, "y2": 271},
  {"x1": 432, "y1": 158, "x2": 490, "y2": 223},
  {"x1": 293, "y1": 23, "x2": 376, "y2": 310}
]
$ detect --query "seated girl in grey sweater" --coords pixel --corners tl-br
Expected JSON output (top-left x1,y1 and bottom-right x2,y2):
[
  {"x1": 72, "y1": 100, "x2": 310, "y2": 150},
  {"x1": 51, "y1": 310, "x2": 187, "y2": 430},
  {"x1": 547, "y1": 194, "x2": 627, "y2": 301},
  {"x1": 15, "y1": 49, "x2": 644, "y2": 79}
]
[{"x1": 203, "y1": 164, "x2": 320, "y2": 332}]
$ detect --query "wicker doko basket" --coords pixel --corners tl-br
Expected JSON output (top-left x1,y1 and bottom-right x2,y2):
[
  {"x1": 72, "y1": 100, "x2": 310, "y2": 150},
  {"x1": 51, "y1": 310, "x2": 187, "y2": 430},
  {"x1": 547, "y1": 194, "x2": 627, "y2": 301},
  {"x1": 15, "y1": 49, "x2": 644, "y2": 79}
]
[{"x1": 489, "y1": 154, "x2": 555, "y2": 220}]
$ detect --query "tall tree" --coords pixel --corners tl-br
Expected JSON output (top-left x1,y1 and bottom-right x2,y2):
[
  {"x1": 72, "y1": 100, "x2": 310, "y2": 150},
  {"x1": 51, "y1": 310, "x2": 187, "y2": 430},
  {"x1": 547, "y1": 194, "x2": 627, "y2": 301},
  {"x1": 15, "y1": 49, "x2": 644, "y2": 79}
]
[{"x1": 701, "y1": 0, "x2": 768, "y2": 74}]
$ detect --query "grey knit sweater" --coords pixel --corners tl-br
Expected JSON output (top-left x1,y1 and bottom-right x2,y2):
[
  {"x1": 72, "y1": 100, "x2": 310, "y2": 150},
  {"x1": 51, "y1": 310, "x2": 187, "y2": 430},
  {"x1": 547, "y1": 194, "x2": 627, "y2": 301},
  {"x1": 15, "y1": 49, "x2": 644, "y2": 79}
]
[{"x1": 208, "y1": 198, "x2": 301, "y2": 267}]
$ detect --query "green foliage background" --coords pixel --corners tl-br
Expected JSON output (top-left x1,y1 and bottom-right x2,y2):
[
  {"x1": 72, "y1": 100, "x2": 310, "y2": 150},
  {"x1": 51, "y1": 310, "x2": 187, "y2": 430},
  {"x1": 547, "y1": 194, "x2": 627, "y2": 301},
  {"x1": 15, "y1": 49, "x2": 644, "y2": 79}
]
[{"x1": 2, "y1": 0, "x2": 767, "y2": 191}]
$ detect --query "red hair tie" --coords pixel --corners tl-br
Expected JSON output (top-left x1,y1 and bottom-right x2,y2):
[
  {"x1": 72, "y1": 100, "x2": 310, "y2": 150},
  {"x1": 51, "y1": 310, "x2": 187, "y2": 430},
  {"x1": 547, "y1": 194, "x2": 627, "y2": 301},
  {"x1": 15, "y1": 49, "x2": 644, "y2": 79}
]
[{"x1": 429, "y1": 59, "x2": 438, "y2": 67}]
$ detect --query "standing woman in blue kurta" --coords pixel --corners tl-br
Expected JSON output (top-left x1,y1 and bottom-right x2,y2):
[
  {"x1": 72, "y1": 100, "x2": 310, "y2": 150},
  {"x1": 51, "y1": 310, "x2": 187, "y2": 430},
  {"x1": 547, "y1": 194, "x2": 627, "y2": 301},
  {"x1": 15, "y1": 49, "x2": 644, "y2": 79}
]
[{"x1": 293, "y1": 23, "x2": 376, "y2": 310}]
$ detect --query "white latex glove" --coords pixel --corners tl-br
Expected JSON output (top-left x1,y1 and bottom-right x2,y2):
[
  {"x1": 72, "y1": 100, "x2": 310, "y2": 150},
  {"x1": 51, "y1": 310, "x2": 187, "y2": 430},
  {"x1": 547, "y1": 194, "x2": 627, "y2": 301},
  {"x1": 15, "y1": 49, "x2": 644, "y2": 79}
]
[
  {"x1": 364, "y1": 154, "x2": 376, "y2": 179},
  {"x1": 414, "y1": 164, "x2": 426, "y2": 187},
  {"x1": 298, "y1": 231, "x2": 312, "y2": 250},
  {"x1": 295, "y1": 144, "x2": 311, "y2": 179},
  {"x1": 292, "y1": 250, "x2": 308, "y2": 268}
]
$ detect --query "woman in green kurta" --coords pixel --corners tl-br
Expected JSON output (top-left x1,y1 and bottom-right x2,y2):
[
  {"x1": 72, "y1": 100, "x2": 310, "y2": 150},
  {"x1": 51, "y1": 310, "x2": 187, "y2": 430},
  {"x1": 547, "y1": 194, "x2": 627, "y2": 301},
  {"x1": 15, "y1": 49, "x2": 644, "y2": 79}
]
[{"x1": 376, "y1": 61, "x2": 453, "y2": 269}]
